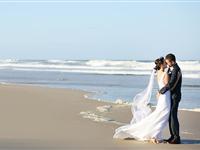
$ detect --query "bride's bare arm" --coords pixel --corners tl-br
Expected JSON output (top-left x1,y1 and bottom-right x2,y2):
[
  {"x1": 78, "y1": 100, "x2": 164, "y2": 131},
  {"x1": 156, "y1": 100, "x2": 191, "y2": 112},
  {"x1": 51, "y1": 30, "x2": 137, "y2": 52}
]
[
  {"x1": 163, "y1": 73, "x2": 170, "y2": 86},
  {"x1": 157, "y1": 72, "x2": 169, "y2": 100}
]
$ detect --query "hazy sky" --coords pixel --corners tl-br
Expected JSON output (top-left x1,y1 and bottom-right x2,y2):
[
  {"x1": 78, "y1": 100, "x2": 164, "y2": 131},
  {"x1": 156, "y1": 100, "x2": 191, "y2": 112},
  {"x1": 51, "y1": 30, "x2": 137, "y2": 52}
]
[{"x1": 0, "y1": 0, "x2": 200, "y2": 60}]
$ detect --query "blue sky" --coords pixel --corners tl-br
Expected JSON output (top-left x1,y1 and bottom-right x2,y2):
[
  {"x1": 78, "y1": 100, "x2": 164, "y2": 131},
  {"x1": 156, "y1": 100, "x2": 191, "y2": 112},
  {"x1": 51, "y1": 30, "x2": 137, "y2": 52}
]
[{"x1": 0, "y1": 0, "x2": 200, "y2": 60}]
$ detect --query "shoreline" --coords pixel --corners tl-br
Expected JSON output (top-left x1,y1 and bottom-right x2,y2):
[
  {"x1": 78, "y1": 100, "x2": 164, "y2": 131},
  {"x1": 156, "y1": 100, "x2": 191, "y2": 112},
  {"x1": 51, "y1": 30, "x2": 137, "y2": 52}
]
[{"x1": 1, "y1": 81, "x2": 200, "y2": 112}]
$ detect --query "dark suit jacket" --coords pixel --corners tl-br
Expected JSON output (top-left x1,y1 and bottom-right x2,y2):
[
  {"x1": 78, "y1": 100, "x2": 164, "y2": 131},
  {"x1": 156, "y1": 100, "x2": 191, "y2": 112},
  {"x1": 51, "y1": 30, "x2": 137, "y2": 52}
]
[{"x1": 159, "y1": 63, "x2": 182, "y2": 101}]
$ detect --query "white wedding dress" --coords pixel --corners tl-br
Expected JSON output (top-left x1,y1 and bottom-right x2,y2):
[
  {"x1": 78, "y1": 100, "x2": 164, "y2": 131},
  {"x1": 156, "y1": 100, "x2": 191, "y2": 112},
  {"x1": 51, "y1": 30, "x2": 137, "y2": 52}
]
[{"x1": 113, "y1": 71, "x2": 171, "y2": 141}]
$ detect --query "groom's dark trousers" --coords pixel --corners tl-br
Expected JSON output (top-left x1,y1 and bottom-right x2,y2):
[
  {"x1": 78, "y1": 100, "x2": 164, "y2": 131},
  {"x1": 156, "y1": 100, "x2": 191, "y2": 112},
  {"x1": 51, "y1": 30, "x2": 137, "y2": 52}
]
[
  {"x1": 159, "y1": 63, "x2": 182, "y2": 139},
  {"x1": 169, "y1": 93, "x2": 181, "y2": 138}
]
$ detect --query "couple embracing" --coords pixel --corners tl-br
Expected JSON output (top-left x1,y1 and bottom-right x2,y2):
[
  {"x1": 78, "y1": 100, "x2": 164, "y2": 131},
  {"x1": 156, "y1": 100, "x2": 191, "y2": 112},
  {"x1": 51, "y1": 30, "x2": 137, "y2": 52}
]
[{"x1": 113, "y1": 53, "x2": 182, "y2": 144}]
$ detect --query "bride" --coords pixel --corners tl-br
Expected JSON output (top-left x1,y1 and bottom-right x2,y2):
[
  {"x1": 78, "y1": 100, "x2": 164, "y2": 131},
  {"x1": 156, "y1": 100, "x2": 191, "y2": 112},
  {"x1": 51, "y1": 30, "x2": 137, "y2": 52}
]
[{"x1": 113, "y1": 57, "x2": 171, "y2": 144}]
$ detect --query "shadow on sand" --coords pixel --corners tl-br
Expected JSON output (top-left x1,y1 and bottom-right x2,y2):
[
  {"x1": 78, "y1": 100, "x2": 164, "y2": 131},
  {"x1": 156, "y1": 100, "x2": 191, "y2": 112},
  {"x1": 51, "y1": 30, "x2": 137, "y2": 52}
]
[
  {"x1": 124, "y1": 138, "x2": 200, "y2": 144},
  {"x1": 181, "y1": 139, "x2": 200, "y2": 144}
]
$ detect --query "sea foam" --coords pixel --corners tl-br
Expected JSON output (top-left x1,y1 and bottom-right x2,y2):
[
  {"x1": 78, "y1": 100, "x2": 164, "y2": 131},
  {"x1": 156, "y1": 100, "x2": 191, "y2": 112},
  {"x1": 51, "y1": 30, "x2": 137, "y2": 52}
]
[{"x1": 0, "y1": 59, "x2": 199, "y2": 78}]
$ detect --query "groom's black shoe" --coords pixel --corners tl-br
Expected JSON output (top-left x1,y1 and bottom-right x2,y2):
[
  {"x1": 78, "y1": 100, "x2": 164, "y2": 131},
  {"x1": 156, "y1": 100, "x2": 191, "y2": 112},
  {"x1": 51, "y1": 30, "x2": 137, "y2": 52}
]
[
  {"x1": 163, "y1": 136, "x2": 174, "y2": 143},
  {"x1": 169, "y1": 137, "x2": 181, "y2": 144}
]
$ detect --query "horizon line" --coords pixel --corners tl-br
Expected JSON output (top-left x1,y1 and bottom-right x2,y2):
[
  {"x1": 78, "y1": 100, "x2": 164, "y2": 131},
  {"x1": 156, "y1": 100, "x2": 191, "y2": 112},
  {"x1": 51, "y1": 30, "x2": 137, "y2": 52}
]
[
  {"x1": 0, "y1": 58, "x2": 199, "y2": 61},
  {"x1": 0, "y1": 1, "x2": 200, "y2": 3}
]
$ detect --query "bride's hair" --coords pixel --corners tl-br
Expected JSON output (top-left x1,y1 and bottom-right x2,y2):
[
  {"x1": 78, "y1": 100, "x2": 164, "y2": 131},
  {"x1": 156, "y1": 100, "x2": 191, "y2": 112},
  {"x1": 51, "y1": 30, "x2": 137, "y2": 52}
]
[{"x1": 154, "y1": 57, "x2": 164, "y2": 70}]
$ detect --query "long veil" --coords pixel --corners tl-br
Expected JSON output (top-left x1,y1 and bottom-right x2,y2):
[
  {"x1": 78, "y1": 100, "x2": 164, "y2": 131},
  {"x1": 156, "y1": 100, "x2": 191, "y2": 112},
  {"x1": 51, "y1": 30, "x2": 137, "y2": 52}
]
[{"x1": 130, "y1": 69, "x2": 156, "y2": 124}]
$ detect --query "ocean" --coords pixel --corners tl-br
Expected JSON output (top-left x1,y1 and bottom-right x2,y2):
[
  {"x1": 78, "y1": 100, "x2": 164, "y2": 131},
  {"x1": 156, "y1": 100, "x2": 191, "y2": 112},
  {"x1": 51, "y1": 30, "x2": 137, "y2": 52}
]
[{"x1": 0, "y1": 59, "x2": 199, "y2": 109}]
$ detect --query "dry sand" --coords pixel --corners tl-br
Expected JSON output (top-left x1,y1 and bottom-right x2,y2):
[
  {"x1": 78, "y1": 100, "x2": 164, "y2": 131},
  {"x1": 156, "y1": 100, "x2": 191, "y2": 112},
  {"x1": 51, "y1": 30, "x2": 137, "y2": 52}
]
[{"x1": 0, "y1": 83, "x2": 199, "y2": 150}]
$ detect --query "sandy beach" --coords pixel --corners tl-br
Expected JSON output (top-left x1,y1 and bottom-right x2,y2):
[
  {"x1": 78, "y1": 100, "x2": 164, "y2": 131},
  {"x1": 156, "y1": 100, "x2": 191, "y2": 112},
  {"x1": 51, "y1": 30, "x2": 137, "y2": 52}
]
[{"x1": 0, "y1": 83, "x2": 199, "y2": 150}]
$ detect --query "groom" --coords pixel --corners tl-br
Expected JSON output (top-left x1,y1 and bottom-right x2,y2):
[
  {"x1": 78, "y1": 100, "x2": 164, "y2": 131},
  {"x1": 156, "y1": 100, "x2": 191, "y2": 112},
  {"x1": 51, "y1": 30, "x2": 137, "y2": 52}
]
[{"x1": 158, "y1": 53, "x2": 182, "y2": 144}]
